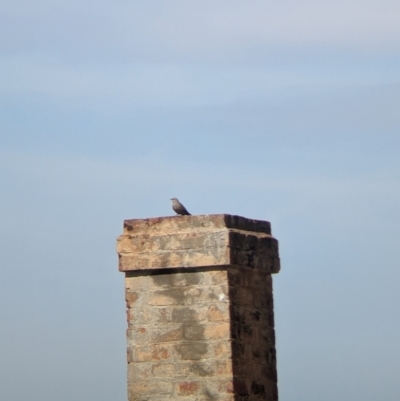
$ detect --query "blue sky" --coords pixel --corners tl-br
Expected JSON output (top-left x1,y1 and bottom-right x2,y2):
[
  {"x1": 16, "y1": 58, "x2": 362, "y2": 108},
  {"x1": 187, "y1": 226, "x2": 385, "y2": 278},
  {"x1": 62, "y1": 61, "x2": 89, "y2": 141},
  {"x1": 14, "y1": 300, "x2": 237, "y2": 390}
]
[{"x1": 1, "y1": 1, "x2": 399, "y2": 400}]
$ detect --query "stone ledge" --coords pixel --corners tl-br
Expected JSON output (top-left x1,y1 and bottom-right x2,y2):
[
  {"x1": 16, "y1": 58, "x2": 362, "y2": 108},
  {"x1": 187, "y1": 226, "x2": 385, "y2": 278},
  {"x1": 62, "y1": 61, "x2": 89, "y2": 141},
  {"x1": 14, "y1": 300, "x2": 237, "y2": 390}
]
[{"x1": 117, "y1": 214, "x2": 280, "y2": 274}]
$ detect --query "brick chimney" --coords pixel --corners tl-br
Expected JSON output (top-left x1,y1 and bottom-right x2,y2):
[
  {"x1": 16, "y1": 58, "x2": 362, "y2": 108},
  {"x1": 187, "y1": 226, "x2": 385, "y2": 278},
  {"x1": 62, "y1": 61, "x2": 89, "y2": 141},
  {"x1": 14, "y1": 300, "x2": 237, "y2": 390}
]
[{"x1": 116, "y1": 214, "x2": 280, "y2": 401}]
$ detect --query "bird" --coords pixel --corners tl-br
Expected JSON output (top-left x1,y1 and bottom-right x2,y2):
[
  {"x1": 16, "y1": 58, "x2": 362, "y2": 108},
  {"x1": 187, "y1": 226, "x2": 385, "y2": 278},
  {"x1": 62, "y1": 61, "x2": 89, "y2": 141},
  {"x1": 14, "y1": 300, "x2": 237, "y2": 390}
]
[{"x1": 170, "y1": 197, "x2": 191, "y2": 216}]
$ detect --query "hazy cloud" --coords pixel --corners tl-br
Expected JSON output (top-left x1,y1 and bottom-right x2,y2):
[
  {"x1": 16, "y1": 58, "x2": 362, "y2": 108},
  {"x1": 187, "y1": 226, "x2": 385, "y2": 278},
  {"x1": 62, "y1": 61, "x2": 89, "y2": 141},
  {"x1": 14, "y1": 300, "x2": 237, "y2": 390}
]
[{"x1": 1, "y1": 0, "x2": 400, "y2": 62}]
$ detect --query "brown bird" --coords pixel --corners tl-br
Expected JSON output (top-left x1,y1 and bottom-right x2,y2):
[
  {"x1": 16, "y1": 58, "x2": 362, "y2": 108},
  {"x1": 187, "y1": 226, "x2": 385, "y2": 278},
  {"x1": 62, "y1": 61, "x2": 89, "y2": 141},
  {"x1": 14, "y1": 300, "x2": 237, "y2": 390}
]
[{"x1": 170, "y1": 197, "x2": 191, "y2": 216}]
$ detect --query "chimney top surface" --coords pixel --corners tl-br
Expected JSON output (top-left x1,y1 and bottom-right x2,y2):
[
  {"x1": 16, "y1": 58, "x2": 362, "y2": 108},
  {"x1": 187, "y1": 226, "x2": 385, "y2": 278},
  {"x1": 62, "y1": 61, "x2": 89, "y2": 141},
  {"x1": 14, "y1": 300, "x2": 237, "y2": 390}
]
[{"x1": 123, "y1": 214, "x2": 271, "y2": 235}]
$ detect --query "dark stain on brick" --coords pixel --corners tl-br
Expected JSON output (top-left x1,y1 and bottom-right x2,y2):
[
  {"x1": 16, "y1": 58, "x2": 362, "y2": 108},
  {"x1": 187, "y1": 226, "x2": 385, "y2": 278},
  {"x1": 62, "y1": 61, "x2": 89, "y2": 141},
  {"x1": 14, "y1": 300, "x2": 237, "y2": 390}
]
[
  {"x1": 190, "y1": 362, "x2": 213, "y2": 377},
  {"x1": 243, "y1": 323, "x2": 253, "y2": 336},
  {"x1": 153, "y1": 288, "x2": 186, "y2": 304},
  {"x1": 152, "y1": 271, "x2": 201, "y2": 287},
  {"x1": 153, "y1": 327, "x2": 182, "y2": 343},
  {"x1": 123, "y1": 222, "x2": 134, "y2": 232},
  {"x1": 183, "y1": 323, "x2": 205, "y2": 341},
  {"x1": 231, "y1": 306, "x2": 253, "y2": 339},
  {"x1": 152, "y1": 273, "x2": 171, "y2": 286},
  {"x1": 231, "y1": 341, "x2": 245, "y2": 356},
  {"x1": 175, "y1": 342, "x2": 208, "y2": 360},
  {"x1": 251, "y1": 310, "x2": 261, "y2": 321},
  {"x1": 172, "y1": 307, "x2": 197, "y2": 322},
  {"x1": 251, "y1": 381, "x2": 265, "y2": 396},
  {"x1": 171, "y1": 272, "x2": 201, "y2": 286},
  {"x1": 252, "y1": 349, "x2": 261, "y2": 359}
]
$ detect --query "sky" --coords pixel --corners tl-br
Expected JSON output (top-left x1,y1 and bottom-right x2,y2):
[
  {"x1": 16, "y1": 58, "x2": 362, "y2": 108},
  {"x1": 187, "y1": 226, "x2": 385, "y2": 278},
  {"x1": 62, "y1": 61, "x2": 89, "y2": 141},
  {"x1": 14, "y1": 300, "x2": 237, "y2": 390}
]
[{"x1": 1, "y1": 1, "x2": 399, "y2": 400}]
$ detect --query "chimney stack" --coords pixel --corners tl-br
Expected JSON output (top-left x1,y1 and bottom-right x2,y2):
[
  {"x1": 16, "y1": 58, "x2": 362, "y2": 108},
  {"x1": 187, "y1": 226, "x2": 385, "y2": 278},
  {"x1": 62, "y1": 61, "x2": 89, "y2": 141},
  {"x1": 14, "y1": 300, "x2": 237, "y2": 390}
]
[{"x1": 116, "y1": 214, "x2": 280, "y2": 400}]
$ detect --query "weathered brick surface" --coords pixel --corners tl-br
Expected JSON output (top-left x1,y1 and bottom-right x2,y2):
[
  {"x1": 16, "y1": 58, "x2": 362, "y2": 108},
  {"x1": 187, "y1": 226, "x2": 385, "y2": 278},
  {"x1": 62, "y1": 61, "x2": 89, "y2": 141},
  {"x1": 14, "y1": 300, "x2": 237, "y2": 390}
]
[
  {"x1": 117, "y1": 214, "x2": 279, "y2": 273},
  {"x1": 117, "y1": 214, "x2": 280, "y2": 400}
]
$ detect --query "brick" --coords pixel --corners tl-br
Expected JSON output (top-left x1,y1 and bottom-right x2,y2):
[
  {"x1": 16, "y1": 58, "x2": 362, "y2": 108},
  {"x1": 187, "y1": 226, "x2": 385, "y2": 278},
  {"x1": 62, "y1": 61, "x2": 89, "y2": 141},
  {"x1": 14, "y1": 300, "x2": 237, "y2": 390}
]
[
  {"x1": 127, "y1": 305, "x2": 155, "y2": 326},
  {"x1": 207, "y1": 303, "x2": 229, "y2": 321},
  {"x1": 182, "y1": 323, "x2": 205, "y2": 341},
  {"x1": 130, "y1": 344, "x2": 172, "y2": 362},
  {"x1": 118, "y1": 215, "x2": 278, "y2": 273},
  {"x1": 127, "y1": 362, "x2": 175, "y2": 381},
  {"x1": 169, "y1": 271, "x2": 202, "y2": 287},
  {"x1": 151, "y1": 363, "x2": 174, "y2": 378},
  {"x1": 131, "y1": 323, "x2": 224, "y2": 346},
  {"x1": 171, "y1": 306, "x2": 207, "y2": 323},
  {"x1": 190, "y1": 285, "x2": 229, "y2": 304},
  {"x1": 174, "y1": 360, "x2": 233, "y2": 378},
  {"x1": 127, "y1": 362, "x2": 152, "y2": 381},
  {"x1": 148, "y1": 289, "x2": 186, "y2": 306},
  {"x1": 174, "y1": 342, "x2": 209, "y2": 360},
  {"x1": 233, "y1": 378, "x2": 249, "y2": 396},
  {"x1": 130, "y1": 396, "x2": 175, "y2": 401},
  {"x1": 231, "y1": 286, "x2": 254, "y2": 307},
  {"x1": 125, "y1": 275, "x2": 153, "y2": 291},
  {"x1": 150, "y1": 324, "x2": 183, "y2": 343},
  {"x1": 210, "y1": 269, "x2": 229, "y2": 285},
  {"x1": 212, "y1": 340, "x2": 232, "y2": 359},
  {"x1": 125, "y1": 291, "x2": 139, "y2": 306},
  {"x1": 204, "y1": 322, "x2": 230, "y2": 340},
  {"x1": 245, "y1": 270, "x2": 270, "y2": 290},
  {"x1": 127, "y1": 327, "x2": 150, "y2": 344},
  {"x1": 176, "y1": 381, "x2": 200, "y2": 396},
  {"x1": 217, "y1": 378, "x2": 235, "y2": 394},
  {"x1": 128, "y1": 380, "x2": 172, "y2": 395}
]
